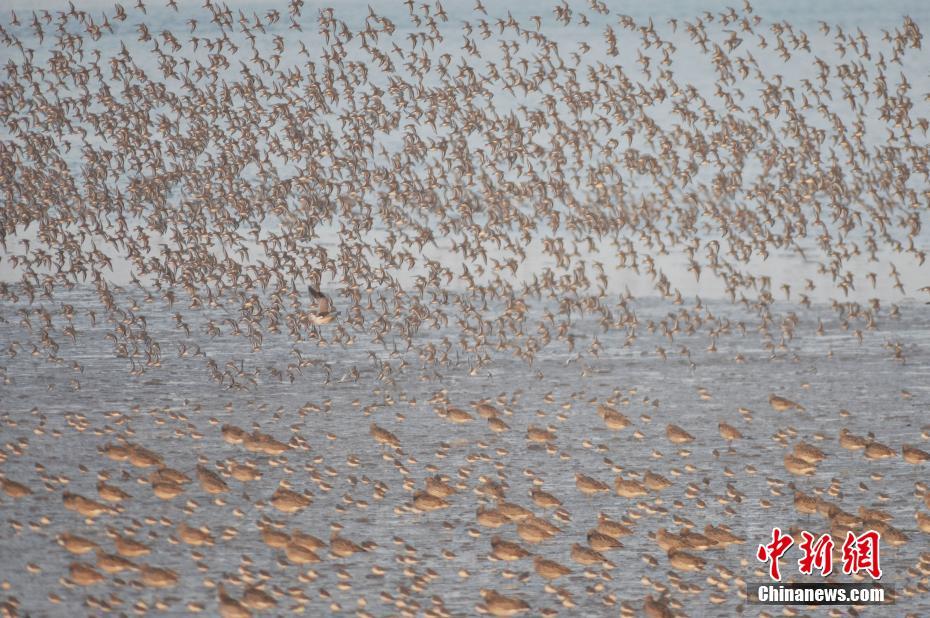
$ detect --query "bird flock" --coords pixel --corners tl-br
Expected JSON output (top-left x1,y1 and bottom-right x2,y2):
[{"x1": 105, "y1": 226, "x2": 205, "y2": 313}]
[{"x1": 1, "y1": 0, "x2": 930, "y2": 616}]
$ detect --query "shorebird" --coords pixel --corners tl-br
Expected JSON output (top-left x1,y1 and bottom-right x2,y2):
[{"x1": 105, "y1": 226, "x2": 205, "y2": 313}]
[
  {"x1": 307, "y1": 286, "x2": 337, "y2": 325},
  {"x1": 769, "y1": 394, "x2": 805, "y2": 412},
  {"x1": 902, "y1": 445, "x2": 930, "y2": 464},
  {"x1": 666, "y1": 424, "x2": 695, "y2": 444},
  {"x1": 533, "y1": 557, "x2": 571, "y2": 580},
  {"x1": 478, "y1": 589, "x2": 530, "y2": 616},
  {"x1": 667, "y1": 549, "x2": 706, "y2": 572}
]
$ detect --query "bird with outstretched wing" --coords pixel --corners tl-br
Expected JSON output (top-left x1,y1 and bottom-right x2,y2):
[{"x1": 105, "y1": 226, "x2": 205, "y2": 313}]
[{"x1": 308, "y1": 285, "x2": 336, "y2": 324}]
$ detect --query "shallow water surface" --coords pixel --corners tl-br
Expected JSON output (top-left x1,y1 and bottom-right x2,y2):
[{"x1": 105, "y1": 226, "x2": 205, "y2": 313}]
[{"x1": 0, "y1": 287, "x2": 928, "y2": 616}]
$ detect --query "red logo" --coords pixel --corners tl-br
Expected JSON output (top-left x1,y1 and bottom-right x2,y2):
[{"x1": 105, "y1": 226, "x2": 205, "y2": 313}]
[
  {"x1": 756, "y1": 527, "x2": 794, "y2": 581},
  {"x1": 798, "y1": 531, "x2": 834, "y2": 576},
  {"x1": 841, "y1": 531, "x2": 882, "y2": 579},
  {"x1": 757, "y1": 529, "x2": 882, "y2": 581}
]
